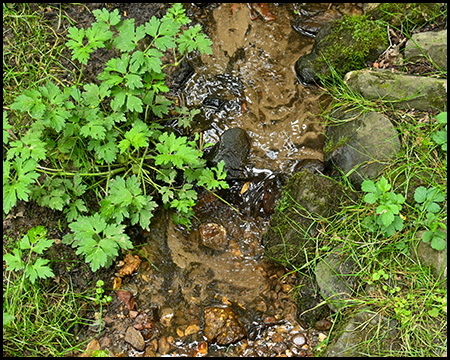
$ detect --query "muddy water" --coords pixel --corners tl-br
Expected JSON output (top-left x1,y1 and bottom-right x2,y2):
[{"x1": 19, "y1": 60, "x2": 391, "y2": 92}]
[
  {"x1": 184, "y1": 3, "x2": 327, "y2": 173},
  {"x1": 117, "y1": 4, "x2": 330, "y2": 357}
]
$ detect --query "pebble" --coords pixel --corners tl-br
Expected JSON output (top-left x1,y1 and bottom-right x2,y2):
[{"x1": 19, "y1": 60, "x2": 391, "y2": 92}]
[
  {"x1": 292, "y1": 333, "x2": 307, "y2": 347},
  {"x1": 314, "y1": 319, "x2": 332, "y2": 331},
  {"x1": 124, "y1": 326, "x2": 145, "y2": 351}
]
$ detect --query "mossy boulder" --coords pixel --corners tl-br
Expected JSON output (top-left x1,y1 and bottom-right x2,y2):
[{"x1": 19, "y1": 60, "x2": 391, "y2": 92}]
[
  {"x1": 295, "y1": 14, "x2": 388, "y2": 84},
  {"x1": 344, "y1": 69, "x2": 447, "y2": 112},
  {"x1": 365, "y1": 3, "x2": 445, "y2": 28},
  {"x1": 262, "y1": 170, "x2": 355, "y2": 270}
]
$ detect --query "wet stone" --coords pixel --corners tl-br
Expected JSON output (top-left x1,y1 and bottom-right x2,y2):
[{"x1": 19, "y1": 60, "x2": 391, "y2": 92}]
[
  {"x1": 199, "y1": 223, "x2": 228, "y2": 251},
  {"x1": 203, "y1": 306, "x2": 247, "y2": 345},
  {"x1": 292, "y1": 333, "x2": 307, "y2": 347},
  {"x1": 124, "y1": 326, "x2": 145, "y2": 351}
]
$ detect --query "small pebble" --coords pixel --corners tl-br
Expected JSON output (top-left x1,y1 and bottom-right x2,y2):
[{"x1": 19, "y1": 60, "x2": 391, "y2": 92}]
[{"x1": 292, "y1": 333, "x2": 306, "y2": 347}]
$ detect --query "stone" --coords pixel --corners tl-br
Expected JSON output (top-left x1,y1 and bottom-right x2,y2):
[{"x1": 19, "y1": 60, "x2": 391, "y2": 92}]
[
  {"x1": 324, "y1": 109, "x2": 401, "y2": 186},
  {"x1": 323, "y1": 307, "x2": 399, "y2": 356},
  {"x1": 203, "y1": 306, "x2": 247, "y2": 345},
  {"x1": 411, "y1": 230, "x2": 447, "y2": 280},
  {"x1": 315, "y1": 246, "x2": 357, "y2": 312},
  {"x1": 158, "y1": 336, "x2": 170, "y2": 355},
  {"x1": 199, "y1": 223, "x2": 228, "y2": 251},
  {"x1": 124, "y1": 326, "x2": 145, "y2": 351},
  {"x1": 262, "y1": 170, "x2": 355, "y2": 270},
  {"x1": 295, "y1": 16, "x2": 387, "y2": 84},
  {"x1": 344, "y1": 69, "x2": 447, "y2": 112},
  {"x1": 204, "y1": 127, "x2": 251, "y2": 180},
  {"x1": 405, "y1": 29, "x2": 447, "y2": 71}
]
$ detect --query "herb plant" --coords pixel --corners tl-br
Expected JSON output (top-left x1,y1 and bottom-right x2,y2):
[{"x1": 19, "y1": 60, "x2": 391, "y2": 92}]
[
  {"x1": 414, "y1": 186, "x2": 447, "y2": 251},
  {"x1": 3, "y1": 4, "x2": 228, "y2": 271},
  {"x1": 431, "y1": 111, "x2": 447, "y2": 152},
  {"x1": 3, "y1": 226, "x2": 54, "y2": 284},
  {"x1": 361, "y1": 176, "x2": 405, "y2": 237}
]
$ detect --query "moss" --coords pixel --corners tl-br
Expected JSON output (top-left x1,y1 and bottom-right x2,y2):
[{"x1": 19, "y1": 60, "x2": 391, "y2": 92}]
[
  {"x1": 367, "y1": 3, "x2": 444, "y2": 28},
  {"x1": 323, "y1": 135, "x2": 352, "y2": 157},
  {"x1": 315, "y1": 14, "x2": 388, "y2": 79}
]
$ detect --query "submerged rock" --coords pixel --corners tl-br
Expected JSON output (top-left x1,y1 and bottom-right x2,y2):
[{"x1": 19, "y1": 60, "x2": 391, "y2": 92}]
[
  {"x1": 204, "y1": 127, "x2": 251, "y2": 180},
  {"x1": 199, "y1": 223, "x2": 228, "y2": 251},
  {"x1": 203, "y1": 306, "x2": 247, "y2": 345}
]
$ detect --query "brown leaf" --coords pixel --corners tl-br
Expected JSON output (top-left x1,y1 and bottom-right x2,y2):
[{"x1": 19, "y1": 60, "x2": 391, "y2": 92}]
[
  {"x1": 240, "y1": 181, "x2": 250, "y2": 195},
  {"x1": 117, "y1": 290, "x2": 135, "y2": 311},
  {"x1": 113, "y1": 276, "x2": 122, "y2": 291},
  {"x1": 119, "y1": 253, "x2": 141, "y2": 276}
]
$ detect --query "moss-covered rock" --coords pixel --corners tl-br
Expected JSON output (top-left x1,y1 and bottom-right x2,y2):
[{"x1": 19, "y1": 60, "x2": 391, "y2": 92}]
[
  {"x1": 365, "y1": 3, "x2": 444, "y2": 28},
  {"x1": 262, "y1": 170, "x2": 355, "y2": 270},
  {"x1": 295, "y1": 14, "x2": 388, "y2": 84}
]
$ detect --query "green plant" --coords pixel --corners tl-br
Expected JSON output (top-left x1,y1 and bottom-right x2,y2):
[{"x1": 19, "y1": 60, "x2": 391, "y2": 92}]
[
  {"x1": 94, "y1": 280, "x2": 112, "y2": 305},
  {"x1": 3, "y1": 226, "x2": 54, "y2": 284},
  {"x1": 361, "y1": 176, "x2": 405, "y2": 237},
  {"x1": 431, "y1": 112, "x2": 447, "y2": 152},
  {"x1": 3, "y1": 4, "x2": 228, "y2": 271},
  {"x1": 414, "y1": 185, "x2": 446, "y2": 251}
]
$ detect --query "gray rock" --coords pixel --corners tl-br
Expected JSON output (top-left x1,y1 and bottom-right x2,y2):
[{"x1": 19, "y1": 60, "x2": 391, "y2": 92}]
[
  {"x1": 344, "y1": 69, "x2": 447, "y2": 112},
  {"x1": 124, "y1": 326, "x2": 145, "y2": 351},
  {"x1": 411, "y1": 230, "x2": 447, "y2": 281},
  {"x1": 323, "y1": 307, "x2": 399, "y2": 357},
  {"x1": 324, "y1": 110, "x2": 401, "y2": 186},
  {"x1": 204, "y1": 127, "x2": 251, "y2": 180},
  {"x1": 315, "y1": 246, "x2": 357, "y2": 312},
  {"x1": 405, "y1": 29, "x2": 447, "y2": 71}
]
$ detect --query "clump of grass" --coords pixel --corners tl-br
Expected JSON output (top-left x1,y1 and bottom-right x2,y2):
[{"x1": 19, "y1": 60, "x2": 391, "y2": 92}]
[{"x1": 2, "y1": 233, "x2": 96, "y2": 357}]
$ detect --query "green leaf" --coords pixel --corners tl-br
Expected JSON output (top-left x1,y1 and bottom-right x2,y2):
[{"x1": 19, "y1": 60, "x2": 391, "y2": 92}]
[
  {"x1": 363, "y1": 192, "x2": 378, "y2": 204},
  {"x1": 4, "y1": 250, "x2": 25, "y2": 272},
  {"x1": 361, "y1": 179, "x2": 376, "y2": 194},
  {"x1": 377, "y1": 176, "x2": 390, "y2": 192},
  {"x1": 3, "y1": 111, "x2": 11, "y2": 145},
  {"x1": 414, "y1": 186, "x2": 427, "y2": 203}
]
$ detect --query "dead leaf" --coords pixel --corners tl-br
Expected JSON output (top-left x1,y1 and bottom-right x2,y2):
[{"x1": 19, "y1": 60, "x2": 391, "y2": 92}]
[
  {"x1": 119, "y1": 253, "x2": 141, "y2": 276},
  {"x1": 117, "y1": 290, "x2": 135, "y2": 311},
  {"x1": 240, "y1": 181, "x2": 250, "y2": 195},
  {"x1": 80, "y1": 339, "x2": 100, "y2": 357},
  {"x1": 113, "y1": 276, "x2": 122, "y2": 291}
]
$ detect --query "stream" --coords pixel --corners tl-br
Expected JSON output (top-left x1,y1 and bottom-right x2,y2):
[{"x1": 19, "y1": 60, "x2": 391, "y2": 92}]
[{"x1": 102, "y1": 3, "x2": 355, "y2": 357}]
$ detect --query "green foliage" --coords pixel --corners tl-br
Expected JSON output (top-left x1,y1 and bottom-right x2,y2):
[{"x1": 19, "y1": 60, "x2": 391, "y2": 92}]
[
  {"x1": 4, "y1": 5, "x2": 226, "y2": 272},
  {"x1": 94, "y1": 280, "x2": 112, "y2": 305},
  {"x1": 414, "y1": 186, "x2": 447, "y2": 251},
  {"x1": 431, "y1": 112, "x2": 447, "y2": 152},
  {"x1": 361, "y1": 176, "x2": 405, "y2": 237},
  {"x1": 3, "y1": 226, "x2": 55, "y2": 284}
]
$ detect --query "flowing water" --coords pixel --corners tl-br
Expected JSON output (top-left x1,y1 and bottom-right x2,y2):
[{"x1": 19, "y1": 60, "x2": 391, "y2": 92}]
[{"x1": 116, "y1": 3, "x2": 336, "y2": 356}]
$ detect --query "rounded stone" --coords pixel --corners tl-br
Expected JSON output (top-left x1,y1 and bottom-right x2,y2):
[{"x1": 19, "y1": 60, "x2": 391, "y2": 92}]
[{"x1": 199, "y1": 223, "x2": 228, "y2": 251}]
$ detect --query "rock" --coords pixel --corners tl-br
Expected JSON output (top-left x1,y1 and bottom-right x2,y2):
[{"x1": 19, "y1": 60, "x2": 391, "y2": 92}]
[
  {"x1": 158, "y1": 336, "x2": 170, "y2": 355},
  {"x1": 292, "y1": 333, "x2": 307, "y2": 347},
  {"x1": 323, "y1": 307, "x2": 399, "y2": 356},
  {"x1": 159, "y1": 308, "x2": 174, "y2": 327},
  {"x1": 124, "y1": 326, "x2": 145, "y2": 351},
  {"x1": 262, "y1": 170, "x2": 355, "y2": 270},
  {"x1": 315, "y1": 246, "x2": 357, "y2": 312},
  {"x1": 199, "y1": 223, "x2": 228, "y2": 251},
  {"x1": 295, "y1": 15, "x2": 387, "y2": 84},
  {"x1": 411, "y1": 230, "x2": 447, "y2": 280},
  {"x1": 314, "y1": 319, "x2": 332, "y2": 331},
  {"x1": 203, "y1": 306, "x2": 247, "y2": 345},
  {"x1": 344, "y1": 69, "x2": 447, "y2": 112},
  {"x1": 405, "y1": 29, "x2": 447, "y2": 71},
  {"x1": 204, "y1": 127, "x2": 251, "y2": 180},
  {"x1": 324, "y1": 109, "x2": 401, "y2": 186},
  {"x1": 292, "y1": 8, "x2": 342, "y2": 38}
]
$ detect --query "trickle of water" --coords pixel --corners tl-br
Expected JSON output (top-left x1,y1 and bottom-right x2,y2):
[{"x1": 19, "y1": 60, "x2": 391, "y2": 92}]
[{"x1": 183, "y1": 3, "x2": 329, "y2": 174}]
